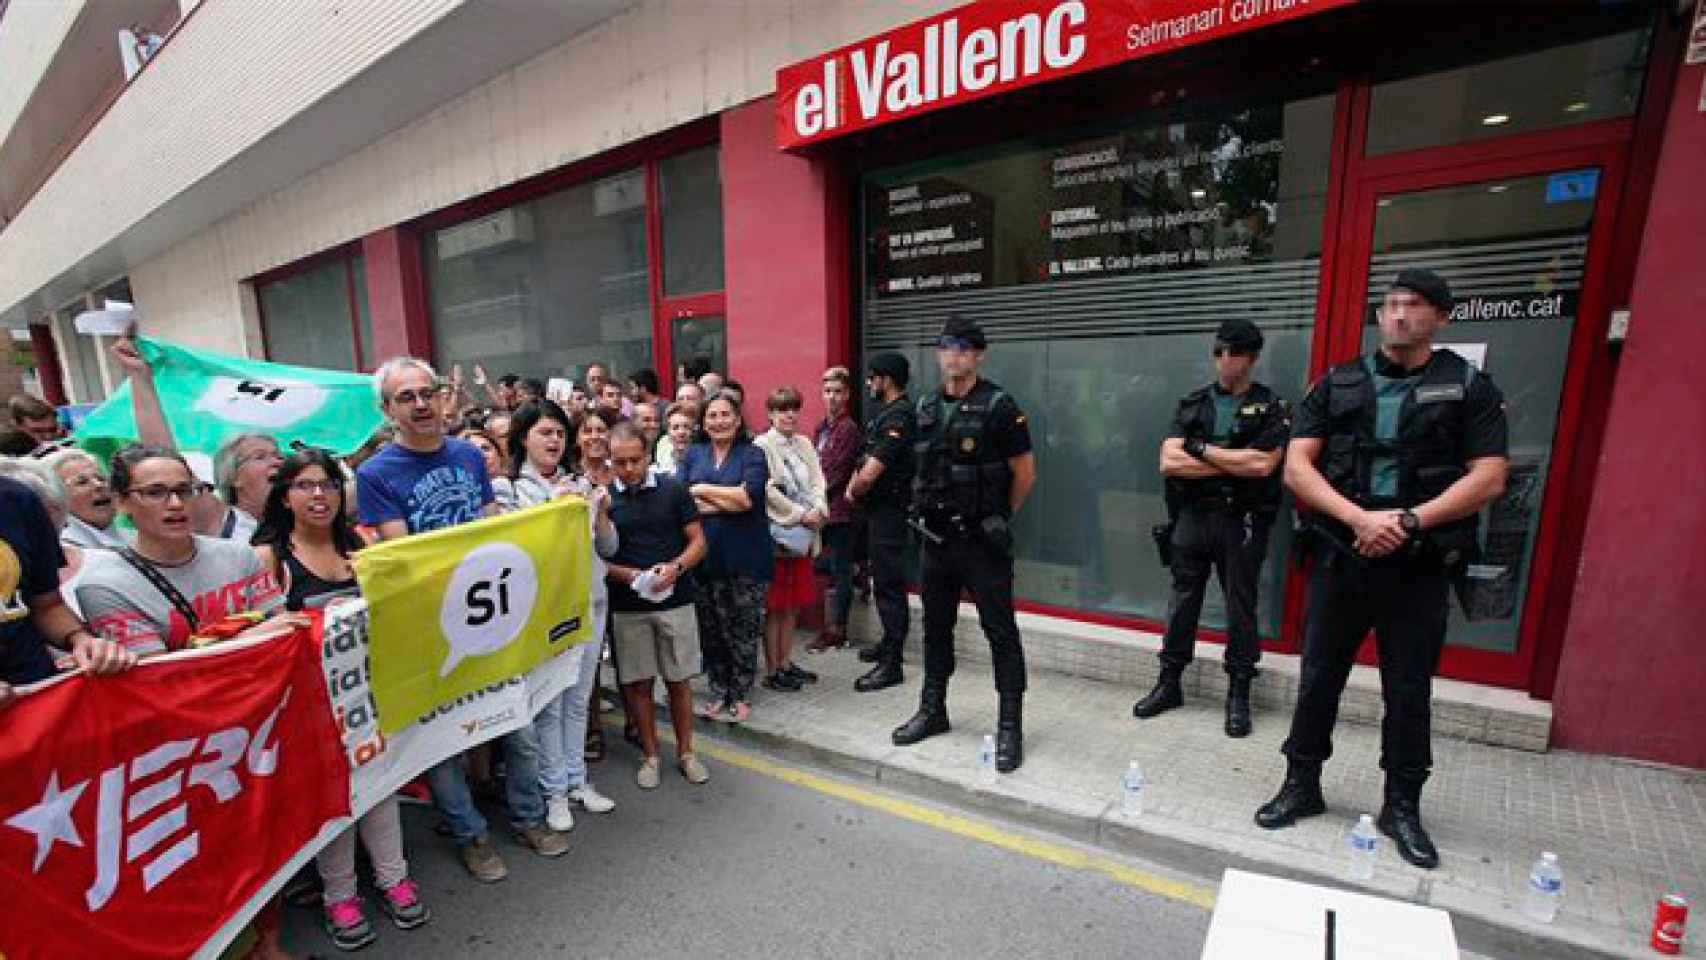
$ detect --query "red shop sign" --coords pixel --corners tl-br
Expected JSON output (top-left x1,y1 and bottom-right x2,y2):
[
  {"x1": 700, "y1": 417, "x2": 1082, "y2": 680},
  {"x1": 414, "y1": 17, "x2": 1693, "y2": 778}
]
[{"x1": 776, "y1": 0, "x2": 1359, "y2": 149}]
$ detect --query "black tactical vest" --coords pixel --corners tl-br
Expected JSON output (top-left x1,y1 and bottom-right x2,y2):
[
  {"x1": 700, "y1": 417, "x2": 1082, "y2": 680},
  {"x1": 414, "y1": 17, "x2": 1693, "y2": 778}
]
[
  {"x1": 1319, "y1": 349, "x2": 1481, "y2": 541},
  {"x1": 913, "y1": 379, "x2": 1014, "y2": 522},
  {"x1": 1166, "y1": 381, "x2": 1284, "y2": 517}
]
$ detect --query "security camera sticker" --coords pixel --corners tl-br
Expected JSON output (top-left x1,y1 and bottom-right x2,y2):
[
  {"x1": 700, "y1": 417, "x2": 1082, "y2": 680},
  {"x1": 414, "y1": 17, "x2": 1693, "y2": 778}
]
[
  {"x1": 193, "y1": 376, "x2": 328, "y2": 429},
  {"x1": 438, "y1": 542, "x2": 539, "y2": 677}
]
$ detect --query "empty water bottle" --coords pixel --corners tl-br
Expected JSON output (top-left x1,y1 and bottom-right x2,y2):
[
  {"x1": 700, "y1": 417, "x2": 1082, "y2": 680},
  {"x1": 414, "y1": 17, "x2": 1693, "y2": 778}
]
[
  {"x1": 1347, "y1": 814, "x2": 1378, "y2": 880},
  {"x1": 978, "y1": 735, "x2": 996, "y2": 782},
  {"x1": 1120, "y1": 762, "x2": 1146, "y2": 819},
  {"x1": 1523, "y1": 852, "x2": 1564, "y2": 923}
]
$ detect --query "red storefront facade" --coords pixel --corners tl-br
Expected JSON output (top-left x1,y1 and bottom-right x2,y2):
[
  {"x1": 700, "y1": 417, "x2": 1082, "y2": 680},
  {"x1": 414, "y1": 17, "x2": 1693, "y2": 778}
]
[{"x1": 239, "y1": 0, "x2": 1702, "y2": 768}]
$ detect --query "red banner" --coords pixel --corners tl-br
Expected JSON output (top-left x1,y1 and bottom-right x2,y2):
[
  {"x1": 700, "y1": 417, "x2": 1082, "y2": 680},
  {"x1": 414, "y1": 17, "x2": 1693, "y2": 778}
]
[
  {"x1": 0, "y1": 629, "x2": 349, "y2": 960},
  {"x1": 776, "y1": 0, "x2": 1359, "y2": 149}
]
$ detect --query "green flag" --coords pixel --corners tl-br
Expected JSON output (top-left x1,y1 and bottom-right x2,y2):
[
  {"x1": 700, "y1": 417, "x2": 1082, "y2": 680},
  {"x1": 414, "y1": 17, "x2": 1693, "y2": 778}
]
[{"x1": 74, "y1": 336, "x2": 386, "y2": 464}]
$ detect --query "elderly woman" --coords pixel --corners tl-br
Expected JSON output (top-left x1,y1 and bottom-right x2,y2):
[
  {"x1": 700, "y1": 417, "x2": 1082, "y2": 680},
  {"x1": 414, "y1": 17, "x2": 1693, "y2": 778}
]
[
  {"x1": 40, "y1": 448, "x2": 129, "y2": 549},
  {"x1": 654, "y1": 401, "x2": 696, "y2": 476},
  {"x1": 753, "y1": 387, "x2": 827, "y2": 692}
]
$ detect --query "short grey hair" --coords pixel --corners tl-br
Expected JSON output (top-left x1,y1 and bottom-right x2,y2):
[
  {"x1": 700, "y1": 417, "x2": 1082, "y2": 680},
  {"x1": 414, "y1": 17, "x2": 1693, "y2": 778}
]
[
  {"x1": 373, "y1": 356, "x2": 439, "y2": 404},
  {"x1": 0, "y1": 456, "x2": 67, "y2": 519},
  {"x1": 40, "y1": 446, "x2": 101, "y2": 483},
  {"x1": 214, "y1": 432, "x2": 277, "y2": 504}
]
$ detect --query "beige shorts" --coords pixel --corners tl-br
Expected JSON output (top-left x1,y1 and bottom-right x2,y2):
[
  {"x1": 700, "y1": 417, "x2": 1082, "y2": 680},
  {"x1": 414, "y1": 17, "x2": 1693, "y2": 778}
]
[{"x1": 612, "y1": 604, "x2": 701, "y2": 683}]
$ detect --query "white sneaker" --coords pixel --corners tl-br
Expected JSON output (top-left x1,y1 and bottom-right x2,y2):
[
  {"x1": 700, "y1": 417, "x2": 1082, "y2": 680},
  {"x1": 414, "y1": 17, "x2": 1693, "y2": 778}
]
[
  {"x1": 568, "y1": 783, "x2": 616, "y2": 813},
  {"x1": 545, "y1": 794, "x2": 574, "y2": 832}
]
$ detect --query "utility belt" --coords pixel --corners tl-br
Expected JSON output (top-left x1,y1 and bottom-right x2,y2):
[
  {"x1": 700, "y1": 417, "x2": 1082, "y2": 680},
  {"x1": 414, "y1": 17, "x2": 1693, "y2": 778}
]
[
  {"x1": 911, "y1": 502, "x2": 1013, "y2": 557},
  {"x1": 1295, "y1": 503, "x2": 1478, "y2": 575}
]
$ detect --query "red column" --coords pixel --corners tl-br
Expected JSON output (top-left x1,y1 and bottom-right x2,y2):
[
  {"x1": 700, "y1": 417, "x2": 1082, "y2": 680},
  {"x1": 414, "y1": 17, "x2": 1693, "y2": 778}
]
[
  {"x1": 361, "y1": 227, "x2": 432, "y2": 364},
  {"x1": 28, "y1": 323, "x2": 67, "y2": 406},
  {"x1": 1550, "y1": 56, "x2": 1706, "y2": 768},
  {"x1": 719, "y1": 97, "x2": 848, "y2": 430}
]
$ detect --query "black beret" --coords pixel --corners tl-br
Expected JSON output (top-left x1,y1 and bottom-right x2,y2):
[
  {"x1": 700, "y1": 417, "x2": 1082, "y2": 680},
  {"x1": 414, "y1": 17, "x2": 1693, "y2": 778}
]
[
  {"x1": 1390, "y1": 268, "x2": 1454, "y2": 313},
  {"x1": 1215, "y1": 318, "x2": 1264, "y2": 352},
  {"x1": 939, "y1": 313, "x2": 987, "y2": 349}
]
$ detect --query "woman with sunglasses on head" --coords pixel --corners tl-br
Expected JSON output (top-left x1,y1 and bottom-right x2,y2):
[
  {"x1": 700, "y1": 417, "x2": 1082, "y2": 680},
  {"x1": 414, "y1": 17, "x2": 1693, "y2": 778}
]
[
  {"x1": 251, "y1": 449, "x2": 433, "y2": 950},
  {"x1": 494, "y1": 402, "x2": 621, "y2": 830},
  {"x1": 75, "y1": 444, "x2": 284, "y2": 657}
]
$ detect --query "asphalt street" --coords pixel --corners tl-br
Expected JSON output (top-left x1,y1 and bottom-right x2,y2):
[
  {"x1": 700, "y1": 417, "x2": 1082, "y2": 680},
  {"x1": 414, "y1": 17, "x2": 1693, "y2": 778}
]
[{"x1": 279, "y1": 731, "x2": 1212, "y2": 959}]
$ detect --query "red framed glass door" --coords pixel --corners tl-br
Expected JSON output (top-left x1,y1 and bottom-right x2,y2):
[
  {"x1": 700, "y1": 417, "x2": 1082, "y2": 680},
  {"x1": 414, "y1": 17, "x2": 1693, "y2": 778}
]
[{"x1": 1320, "y1": 137, "x2": 1629, "y2": 689}]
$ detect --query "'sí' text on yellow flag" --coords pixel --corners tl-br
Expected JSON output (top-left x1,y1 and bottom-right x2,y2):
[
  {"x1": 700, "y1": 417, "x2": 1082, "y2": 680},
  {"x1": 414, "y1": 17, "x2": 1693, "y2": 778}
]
[{"x1": 354, "y1": 497, "x2": 592, "y2": 734}]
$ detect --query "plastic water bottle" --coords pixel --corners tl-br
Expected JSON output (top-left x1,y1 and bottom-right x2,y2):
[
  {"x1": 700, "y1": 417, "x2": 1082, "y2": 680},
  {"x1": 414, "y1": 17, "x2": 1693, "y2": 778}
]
[
  {"x1": 1523, "y1": 852, "x2": 1564, "y2": 923},
  {"x1": 1120, "y1": 762, "x2": 1146, "y2": 819},
  {"x1": 1347, "y1": 814, "x2": 1378, "y2": 880},
  {"x1": 978, "y1": 735, "x2": 997, "y2": 783}
]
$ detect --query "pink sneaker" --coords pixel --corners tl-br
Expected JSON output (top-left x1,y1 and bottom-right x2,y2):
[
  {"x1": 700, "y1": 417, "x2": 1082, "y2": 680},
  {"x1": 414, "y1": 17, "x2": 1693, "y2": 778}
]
[
  {"x1": 322, "y1": 897, "x2": 375, "y2": 951},
  {"x1": 379, "y1": 877, "x2": 431, "y2": 929}
]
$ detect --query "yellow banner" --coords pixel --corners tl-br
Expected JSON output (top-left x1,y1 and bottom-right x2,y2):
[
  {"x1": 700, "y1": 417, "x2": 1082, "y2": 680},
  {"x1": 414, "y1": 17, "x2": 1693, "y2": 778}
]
[{"x1": 354, "y1": 497, "x2": 592, "y2": 734}]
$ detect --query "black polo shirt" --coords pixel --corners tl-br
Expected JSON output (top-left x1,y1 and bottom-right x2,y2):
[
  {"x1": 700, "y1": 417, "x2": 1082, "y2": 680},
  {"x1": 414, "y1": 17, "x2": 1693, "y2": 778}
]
[{"x1": 608, "y1": 473, "x2": 700, "y2": 614}]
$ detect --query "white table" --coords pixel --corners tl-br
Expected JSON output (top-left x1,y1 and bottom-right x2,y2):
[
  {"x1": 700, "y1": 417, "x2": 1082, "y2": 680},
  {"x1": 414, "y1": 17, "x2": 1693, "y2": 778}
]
[{"x1": 1201, "y1": 869, "x2": 1460, "y2": 959}]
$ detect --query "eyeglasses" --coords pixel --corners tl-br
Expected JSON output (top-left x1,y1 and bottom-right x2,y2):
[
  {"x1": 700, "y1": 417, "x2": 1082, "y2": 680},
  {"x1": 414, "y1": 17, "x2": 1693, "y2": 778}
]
[
  {"x1": 62, "y1": 472, "x2": 109, "y2": 490},
  {"x1": 390, "y1": 384, "x2": 445, "y2": 407},
  {"x1": 1212, "y1": 345, "x2": 1252, "y2": 358},
  {"x1": 129, "y1": 483, "x2": 206, "y2": 504},
  {"x1": 289, "y1": 479, "x2": 342, "y2": 496},
  {"x1": 236, "y1": 449, "x2": 283, "y2": 469},
  {"x1": 936, "y1": 336, "x2": 977, "y2": 351}
]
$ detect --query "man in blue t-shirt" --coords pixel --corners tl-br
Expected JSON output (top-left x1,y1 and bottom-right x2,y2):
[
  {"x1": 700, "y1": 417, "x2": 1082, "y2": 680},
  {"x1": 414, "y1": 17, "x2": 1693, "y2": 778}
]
[
  {"x1": 1, "y1": 477, "x2": 135, "y2": 706},
  {"x1": 356, "y1": 357, "x2": 567, "y2": 882}
]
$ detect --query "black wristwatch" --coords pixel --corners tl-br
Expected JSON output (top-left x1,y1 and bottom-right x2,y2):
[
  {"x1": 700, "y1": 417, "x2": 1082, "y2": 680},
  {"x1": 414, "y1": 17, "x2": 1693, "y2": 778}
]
[
  {"x1": 1399, "y1": 509, "x2": 1421, "y2": 536},
  {"x1": 1184, "y1": 438, "x2": 1208, "y2": 460}
]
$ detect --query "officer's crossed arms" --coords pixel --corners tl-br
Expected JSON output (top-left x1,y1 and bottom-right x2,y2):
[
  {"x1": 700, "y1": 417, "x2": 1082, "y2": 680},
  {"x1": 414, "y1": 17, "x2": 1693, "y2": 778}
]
[{"x1": 1158, "y1": 436, "x2": 1281, "y2": 481}]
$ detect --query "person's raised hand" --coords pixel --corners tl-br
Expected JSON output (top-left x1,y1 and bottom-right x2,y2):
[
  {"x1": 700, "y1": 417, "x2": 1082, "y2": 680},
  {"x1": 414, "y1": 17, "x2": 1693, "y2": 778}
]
[{"x1": 111, "y1": 337, "x2": 150, "y2": 377}]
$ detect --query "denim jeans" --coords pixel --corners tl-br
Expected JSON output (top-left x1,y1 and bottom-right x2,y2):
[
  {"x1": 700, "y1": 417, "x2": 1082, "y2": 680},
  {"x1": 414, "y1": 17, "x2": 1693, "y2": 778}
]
[
  {"x1": 535, "y1": 637, "x2": 604, "y2": 797},
  {"x1": 428, "y1": 727, "x2": 545, "y2": 842}
]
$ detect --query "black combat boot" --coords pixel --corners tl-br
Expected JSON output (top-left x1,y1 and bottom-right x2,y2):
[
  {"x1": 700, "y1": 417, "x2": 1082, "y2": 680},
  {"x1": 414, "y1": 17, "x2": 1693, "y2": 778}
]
[
  {"x1": 1376, "y1": 773, "x2": 1440, "y2": 869},
  {"x1": 891, "y1": 677, "x2": 950, "y2": 746},
  {"x1": 1132, "y1": 666, "x2": 1184, "y2": 719},
  {"x1": 857, "y1": 643, "x2": 883, "y2": 663},
  {"x1": 854, "y1": 656, "x2": 904, "y2": 692},
  {"x1": 995, "y1": 691, "x2": 1023, "y2": 773},
  {"x1": 1254, "y1": 757, "x2": 1327, "y2": 829},
  {"x1": 1224, "y1": 676, "x2": 1253, "y2": 738}
]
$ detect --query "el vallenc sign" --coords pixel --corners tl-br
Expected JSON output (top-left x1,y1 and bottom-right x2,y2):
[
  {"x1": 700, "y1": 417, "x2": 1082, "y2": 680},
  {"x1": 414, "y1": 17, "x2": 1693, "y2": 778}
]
[{"x1": 776, "y1": 0, "x2": 1359, "y2": 149}]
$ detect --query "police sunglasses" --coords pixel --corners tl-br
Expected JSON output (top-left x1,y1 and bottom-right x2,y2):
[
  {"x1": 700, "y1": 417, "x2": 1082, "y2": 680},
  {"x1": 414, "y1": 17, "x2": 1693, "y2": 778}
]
[{"x1": 1212, "y1": 342, "x2": 1254, "y2": 358}]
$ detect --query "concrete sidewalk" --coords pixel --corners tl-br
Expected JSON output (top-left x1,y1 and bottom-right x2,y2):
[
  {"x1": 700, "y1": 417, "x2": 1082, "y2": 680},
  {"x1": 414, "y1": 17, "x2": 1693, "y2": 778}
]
[{"x1": 670, "y1": 636, "x2": 1704, "y2": 959}]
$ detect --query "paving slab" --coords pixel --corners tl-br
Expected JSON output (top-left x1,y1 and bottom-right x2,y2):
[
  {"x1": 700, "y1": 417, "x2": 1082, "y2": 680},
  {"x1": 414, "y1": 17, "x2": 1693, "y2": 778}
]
[{"x1": 652, "y1": 634, "x2": 1705, "y2": 960}]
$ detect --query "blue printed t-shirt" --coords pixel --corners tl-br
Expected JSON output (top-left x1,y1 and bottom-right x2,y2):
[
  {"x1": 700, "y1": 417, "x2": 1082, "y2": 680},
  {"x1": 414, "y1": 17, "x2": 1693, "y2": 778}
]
[
  {"x1": 1, "y1": 477, "x2": 65, "y2": 685},
  {"x1": 678, "y1": 440, "x2": 771, "y2": 583},
  {"x1": 356, "y1": 437, "x2": 495, "y2": 535}
]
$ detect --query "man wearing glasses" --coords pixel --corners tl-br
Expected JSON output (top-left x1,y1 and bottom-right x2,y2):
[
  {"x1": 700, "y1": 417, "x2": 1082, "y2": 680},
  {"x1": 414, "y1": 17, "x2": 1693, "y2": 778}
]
[
  {"x1": 889, "y1": 315, "x2": 1037, "y2": 773},
  {"x1": 1133, "y1": 319, "x2": 1290, "y2": 739},
  {"x1": 356, "y1": 357, "x2": 569, "y2": 883}
]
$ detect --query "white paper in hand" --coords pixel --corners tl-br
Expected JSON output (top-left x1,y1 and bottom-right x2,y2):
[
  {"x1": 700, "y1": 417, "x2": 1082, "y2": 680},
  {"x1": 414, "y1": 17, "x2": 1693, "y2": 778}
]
[{"x1": 631, "y1": 569, "x2": 674, "y2": 604}]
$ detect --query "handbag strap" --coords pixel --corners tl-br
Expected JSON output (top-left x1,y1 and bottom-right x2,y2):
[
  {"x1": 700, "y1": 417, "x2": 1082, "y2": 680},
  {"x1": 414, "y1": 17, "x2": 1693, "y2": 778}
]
[
  {"x1": 117, "y1": 547, "x2": 201, "y2": 632},
  {"x1": 775, "y1": 437, "x2": 812, "y2": 506}
]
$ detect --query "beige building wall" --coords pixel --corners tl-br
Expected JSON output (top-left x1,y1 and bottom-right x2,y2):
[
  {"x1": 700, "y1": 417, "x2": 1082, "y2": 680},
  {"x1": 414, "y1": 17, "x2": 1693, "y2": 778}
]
[{"x1": 131, "y1": 0, "x2": 956, "y2": 356}]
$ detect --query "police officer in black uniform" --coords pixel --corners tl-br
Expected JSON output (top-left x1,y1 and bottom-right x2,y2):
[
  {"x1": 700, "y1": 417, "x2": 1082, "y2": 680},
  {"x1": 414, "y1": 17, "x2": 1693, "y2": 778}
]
[
  {"x1": 1134, "y1": 318, "x2": 1289, "y2": 738},
  {"x1": 891, "y1": 315, "x2": 1037, "y2": 772},
  {"x1": 848, "y1": 352, "x2": 916, "y2": 693},
  {"x1": 1256, "y1": 269, "x2": 1508, "y2": 869}
]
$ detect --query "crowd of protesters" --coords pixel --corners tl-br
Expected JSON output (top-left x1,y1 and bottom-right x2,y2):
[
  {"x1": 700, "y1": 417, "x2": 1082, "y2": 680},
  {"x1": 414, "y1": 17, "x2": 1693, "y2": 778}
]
[{"x1": 1, "y1": 341, "x2": 876, "y2": 956}]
